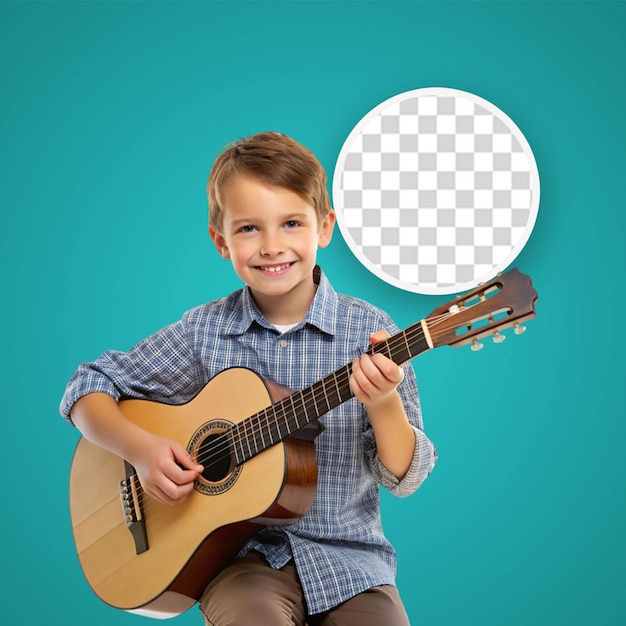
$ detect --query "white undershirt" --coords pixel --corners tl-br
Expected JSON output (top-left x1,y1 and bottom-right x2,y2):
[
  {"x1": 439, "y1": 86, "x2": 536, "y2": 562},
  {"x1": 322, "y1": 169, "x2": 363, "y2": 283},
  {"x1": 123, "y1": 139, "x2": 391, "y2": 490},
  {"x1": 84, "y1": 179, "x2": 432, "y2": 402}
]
[{"x1": 273, "y1": 323, "x2": 298, "y2": 333}]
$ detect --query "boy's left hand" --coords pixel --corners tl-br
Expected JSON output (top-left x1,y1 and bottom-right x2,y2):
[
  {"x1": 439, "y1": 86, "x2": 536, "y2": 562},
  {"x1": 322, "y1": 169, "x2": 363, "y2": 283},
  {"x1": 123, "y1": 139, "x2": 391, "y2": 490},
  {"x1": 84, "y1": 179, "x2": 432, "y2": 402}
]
[{"x1": 349, "y1": 330, "x2": 404, "y2": 409}]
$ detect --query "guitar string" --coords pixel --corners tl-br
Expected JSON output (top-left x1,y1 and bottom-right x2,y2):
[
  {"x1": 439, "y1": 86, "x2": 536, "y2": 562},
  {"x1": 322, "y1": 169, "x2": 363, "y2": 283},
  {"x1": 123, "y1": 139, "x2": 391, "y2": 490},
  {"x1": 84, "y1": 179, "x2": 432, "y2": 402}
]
[{"x1": 127, "y1": 308, "x2": 467, "y2": 510}]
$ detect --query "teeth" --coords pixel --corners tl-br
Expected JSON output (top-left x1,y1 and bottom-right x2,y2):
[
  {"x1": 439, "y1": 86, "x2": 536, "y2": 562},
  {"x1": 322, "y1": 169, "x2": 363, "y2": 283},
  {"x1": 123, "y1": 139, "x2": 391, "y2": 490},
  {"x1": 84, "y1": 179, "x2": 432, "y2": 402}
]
[{"x1": 262, "y1": 264, "x2": 290, "y2": 273}]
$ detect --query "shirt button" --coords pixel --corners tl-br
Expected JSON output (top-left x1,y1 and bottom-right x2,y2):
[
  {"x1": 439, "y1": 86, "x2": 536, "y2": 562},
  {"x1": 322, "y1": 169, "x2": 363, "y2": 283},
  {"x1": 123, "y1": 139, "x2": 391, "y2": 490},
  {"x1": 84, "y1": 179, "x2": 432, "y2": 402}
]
[{"x1": 279, "y1": 339, "x2": 288, "y2": 348}]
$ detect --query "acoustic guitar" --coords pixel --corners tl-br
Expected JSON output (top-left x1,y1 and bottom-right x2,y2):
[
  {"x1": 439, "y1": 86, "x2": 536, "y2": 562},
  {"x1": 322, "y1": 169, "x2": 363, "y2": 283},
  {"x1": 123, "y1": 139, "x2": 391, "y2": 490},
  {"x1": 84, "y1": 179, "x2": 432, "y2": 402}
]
[{"x1": 68, "y1": 268, "x2": 538, "y2": 618}]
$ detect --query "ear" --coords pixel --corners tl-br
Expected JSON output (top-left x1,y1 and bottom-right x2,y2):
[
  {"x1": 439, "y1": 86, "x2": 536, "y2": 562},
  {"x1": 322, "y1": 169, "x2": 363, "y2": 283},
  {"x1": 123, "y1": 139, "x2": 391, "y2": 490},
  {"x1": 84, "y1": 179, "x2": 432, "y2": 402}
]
[
  {"x1": 209, "y1": 227, "x2": 231, "y2": 259},
  {"x1": 317, "y1": 211, "x2": 336, "y2": 249}
]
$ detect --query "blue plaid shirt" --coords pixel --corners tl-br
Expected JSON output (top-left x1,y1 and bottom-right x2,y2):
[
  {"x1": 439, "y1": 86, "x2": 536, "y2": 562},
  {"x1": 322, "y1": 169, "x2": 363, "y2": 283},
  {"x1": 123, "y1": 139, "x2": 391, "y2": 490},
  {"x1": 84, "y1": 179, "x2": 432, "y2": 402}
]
[{"x1": 61, "y1": 267, "x2": 436, "y2": 614}]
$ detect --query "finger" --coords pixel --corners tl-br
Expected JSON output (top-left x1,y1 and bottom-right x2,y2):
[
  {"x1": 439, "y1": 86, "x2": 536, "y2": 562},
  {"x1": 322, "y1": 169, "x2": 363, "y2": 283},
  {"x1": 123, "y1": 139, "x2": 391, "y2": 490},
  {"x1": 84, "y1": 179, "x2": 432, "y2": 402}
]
[
  {"x1": 369, "y1": 353, "x2": 404, "y2": 385},
  {"x1": 350, "y1": 354, "x2": 381, "y2": 399},
  {"x1": 154, "y1": 474, "x2": 197, "y2": 506},
  {"x1": 165, "y1": 460, "x2": 202, "y2": 487},
  {"x1": 357, "y1": 353, "x2": 384, "y2": 387},
  {"x1": 171, "y1": 443, "x2": 204, "y2": 474},
  {"x1": 369, "y1": 329, "x2": 391, "y2": 344},
  {"x1": 349, "y1": 357, "x2": 368, "y2": 398},
  {"x1": 140, "y1": 478, "x2": 177, "y2": 507}
]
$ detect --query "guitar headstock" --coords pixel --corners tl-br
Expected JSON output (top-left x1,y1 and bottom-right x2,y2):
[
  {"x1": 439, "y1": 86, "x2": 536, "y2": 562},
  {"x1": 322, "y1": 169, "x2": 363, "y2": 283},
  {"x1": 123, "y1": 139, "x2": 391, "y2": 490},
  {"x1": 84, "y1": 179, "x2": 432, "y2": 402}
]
[{"x1": 425, "y1": 268, "x2": 538, "y2": 350}]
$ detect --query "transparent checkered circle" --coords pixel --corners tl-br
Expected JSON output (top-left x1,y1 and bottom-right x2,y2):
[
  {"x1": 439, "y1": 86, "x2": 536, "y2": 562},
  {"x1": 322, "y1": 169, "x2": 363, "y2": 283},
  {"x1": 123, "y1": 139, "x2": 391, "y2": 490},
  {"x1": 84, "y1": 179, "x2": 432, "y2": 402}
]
[{"x1": 332, "y1": 87, "x2": 540, "y2": 294}]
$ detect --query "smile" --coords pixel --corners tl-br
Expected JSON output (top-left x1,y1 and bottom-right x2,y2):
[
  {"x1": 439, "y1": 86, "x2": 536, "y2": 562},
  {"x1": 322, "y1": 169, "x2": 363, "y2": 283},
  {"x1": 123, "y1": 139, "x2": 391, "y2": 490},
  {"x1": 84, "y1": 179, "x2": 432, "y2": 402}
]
[{"x1": 257, "y1": 263, "x2": 293, "y2": 273}]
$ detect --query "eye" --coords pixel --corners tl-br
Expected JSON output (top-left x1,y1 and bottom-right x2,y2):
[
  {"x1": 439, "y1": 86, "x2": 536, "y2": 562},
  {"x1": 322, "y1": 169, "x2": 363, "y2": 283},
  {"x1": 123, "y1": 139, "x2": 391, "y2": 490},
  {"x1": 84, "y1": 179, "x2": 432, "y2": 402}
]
[
  {"x1": 237, "y1": 224, "x2": 257, "y2": 233},
  {"x1": 284, "y1": 220, "x2": 300, "y2": 229}
]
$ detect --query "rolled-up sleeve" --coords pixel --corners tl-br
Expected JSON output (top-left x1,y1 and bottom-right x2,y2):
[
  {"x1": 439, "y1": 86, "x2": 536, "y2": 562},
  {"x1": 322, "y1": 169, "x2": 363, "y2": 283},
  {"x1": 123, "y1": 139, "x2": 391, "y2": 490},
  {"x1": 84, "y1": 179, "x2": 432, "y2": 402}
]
[
  {"x1": 59, "y1": 317, "x2": 204, "y2": 423},
  {"x1": 363, "y1": 362, "x2": 437, "y2": 497},
  {"x1": 372, "y1": 425, "x2": 437, "y2": 497}
]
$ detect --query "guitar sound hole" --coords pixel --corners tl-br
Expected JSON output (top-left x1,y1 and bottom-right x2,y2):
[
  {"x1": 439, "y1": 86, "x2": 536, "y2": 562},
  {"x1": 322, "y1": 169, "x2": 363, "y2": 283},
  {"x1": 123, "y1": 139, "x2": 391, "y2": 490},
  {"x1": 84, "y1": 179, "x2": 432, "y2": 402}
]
[
  {"x1": 198, "y1": 432, "x2": 233, "y2": 483},
  {"x1": 188, "y1": 420, "x2": 242, "y2": 495}
]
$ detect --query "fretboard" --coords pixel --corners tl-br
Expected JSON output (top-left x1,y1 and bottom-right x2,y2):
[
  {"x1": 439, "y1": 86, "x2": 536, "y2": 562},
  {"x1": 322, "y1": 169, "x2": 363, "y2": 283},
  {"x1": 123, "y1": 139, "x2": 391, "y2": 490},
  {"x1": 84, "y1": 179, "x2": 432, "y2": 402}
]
[{"x1": 230, "y1": 320, "x2": 430, "y2": 465}]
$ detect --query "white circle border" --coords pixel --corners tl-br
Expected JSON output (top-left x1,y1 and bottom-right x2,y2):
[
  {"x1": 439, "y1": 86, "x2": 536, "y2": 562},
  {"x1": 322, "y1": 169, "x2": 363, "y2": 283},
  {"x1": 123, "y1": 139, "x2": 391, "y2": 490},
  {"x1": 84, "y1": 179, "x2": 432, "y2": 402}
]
[{"x1": 331, "y1": 87, "x2": 541, "y2": 295}]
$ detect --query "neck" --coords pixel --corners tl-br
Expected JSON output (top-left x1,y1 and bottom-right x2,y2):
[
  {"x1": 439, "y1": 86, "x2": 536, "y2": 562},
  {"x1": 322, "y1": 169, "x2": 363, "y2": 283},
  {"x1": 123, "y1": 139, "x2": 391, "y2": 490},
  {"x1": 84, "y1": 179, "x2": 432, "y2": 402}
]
[{"x1": 251, "y1": 279, "x2": 317, "y2": 325}]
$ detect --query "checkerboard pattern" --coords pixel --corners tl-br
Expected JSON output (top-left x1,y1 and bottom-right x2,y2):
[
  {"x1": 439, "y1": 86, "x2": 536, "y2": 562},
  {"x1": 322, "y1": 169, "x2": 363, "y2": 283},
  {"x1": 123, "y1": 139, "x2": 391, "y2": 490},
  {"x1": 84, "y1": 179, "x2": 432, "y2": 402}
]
[{"x1": 332, "y1": 88, "x2": 540, "y2": 294}]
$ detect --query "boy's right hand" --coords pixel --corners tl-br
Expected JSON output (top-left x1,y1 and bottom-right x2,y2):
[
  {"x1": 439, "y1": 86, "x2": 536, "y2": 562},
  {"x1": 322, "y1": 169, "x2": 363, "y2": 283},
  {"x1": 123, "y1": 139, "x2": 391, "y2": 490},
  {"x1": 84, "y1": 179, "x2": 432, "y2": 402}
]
[
  {"x1": 70, "y1": 393, "x2": 204, "y2": 507},
  {"x1": 129, "y1": 433, "x2": 204, "y2": 506}
]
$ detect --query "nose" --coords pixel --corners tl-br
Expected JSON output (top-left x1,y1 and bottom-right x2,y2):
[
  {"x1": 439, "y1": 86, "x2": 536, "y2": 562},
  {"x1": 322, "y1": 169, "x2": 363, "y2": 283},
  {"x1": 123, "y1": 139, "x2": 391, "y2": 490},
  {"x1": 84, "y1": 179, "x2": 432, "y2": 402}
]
[{"x1": 260, "y1": 230, "x2": 284, "y2": 257}]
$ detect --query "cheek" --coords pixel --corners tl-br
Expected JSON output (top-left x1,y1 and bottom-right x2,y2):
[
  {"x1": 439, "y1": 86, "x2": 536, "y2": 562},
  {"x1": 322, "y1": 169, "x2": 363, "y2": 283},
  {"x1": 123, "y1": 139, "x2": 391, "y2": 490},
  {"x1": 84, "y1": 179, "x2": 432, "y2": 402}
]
[
  {"x1": 304, "y1": 233, "x2": 323, "y2": 254},
  {"x1": 229, "y1": 242, "x2": 255, "y2": 265}
]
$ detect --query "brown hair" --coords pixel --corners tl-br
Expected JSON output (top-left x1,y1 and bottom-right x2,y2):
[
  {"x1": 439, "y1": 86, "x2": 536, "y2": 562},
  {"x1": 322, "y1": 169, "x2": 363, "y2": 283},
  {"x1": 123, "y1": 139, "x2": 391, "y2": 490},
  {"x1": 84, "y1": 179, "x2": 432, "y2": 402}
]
[{"x1": 207, "y1": 132, "x2": 332, "y2": 232}]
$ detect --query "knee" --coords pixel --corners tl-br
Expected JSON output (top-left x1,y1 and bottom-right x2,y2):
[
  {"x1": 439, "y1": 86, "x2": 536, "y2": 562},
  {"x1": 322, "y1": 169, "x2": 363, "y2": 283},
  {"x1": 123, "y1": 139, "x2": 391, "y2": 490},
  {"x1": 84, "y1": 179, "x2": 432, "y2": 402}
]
[
  {"x1": 198, "y1": 553, "x2": 305, "y2": 625},
  {"x1": 200, "y1": 597, "x2": 292, "y2": 626},
  {"x1": 200, "y1": 573, "x2": 295, "y2": 626}
]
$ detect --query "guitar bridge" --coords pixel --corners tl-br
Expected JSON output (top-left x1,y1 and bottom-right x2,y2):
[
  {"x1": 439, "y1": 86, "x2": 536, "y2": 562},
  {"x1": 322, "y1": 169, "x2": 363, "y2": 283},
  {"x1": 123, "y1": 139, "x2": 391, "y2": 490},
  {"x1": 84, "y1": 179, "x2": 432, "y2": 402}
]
[{"x1": 120, "y1": 460, "x2": 149, "y2": 554}]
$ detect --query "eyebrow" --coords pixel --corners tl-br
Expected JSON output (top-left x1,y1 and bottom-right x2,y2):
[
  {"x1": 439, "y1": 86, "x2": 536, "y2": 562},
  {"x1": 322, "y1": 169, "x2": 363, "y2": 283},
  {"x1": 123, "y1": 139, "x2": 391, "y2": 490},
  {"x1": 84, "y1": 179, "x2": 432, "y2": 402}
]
[
  {"x1": 282, "y1": 213, "x2": 311, "y2": 222},
  {"x1": 229, "y1": 213, "x2": 312, "y2": 227}
]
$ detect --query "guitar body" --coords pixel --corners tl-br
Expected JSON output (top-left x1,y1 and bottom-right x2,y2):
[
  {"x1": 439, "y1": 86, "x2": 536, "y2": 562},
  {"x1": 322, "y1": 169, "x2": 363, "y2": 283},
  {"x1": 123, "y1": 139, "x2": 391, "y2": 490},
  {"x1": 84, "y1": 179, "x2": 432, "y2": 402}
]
[{"x1": 69, "y1": 367, "x2": 319, "y2": 618}]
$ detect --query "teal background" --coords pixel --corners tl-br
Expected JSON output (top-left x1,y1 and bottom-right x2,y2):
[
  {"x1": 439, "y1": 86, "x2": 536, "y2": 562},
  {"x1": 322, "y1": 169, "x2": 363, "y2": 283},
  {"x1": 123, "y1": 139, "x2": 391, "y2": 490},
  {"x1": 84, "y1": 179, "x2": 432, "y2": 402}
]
[{"x1": 1, "y1": 1, "x2": 624, "y2": 624}]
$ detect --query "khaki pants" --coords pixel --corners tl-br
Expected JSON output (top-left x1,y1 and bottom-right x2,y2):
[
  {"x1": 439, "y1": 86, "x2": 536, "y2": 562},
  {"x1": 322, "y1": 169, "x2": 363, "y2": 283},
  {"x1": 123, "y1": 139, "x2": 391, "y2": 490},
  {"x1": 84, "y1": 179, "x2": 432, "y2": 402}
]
[{"x1": 199, "y1": 552, "x2": 410, "y2": 626}]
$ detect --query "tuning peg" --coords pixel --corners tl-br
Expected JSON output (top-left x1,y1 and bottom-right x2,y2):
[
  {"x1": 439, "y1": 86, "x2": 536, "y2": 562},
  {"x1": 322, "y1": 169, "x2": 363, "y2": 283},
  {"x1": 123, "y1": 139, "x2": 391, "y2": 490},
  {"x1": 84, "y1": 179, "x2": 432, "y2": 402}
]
[
  {"x1": 492, "y1": 331, "x2": 506, "y2": 344},
  {"x1": 471, "y1": 339, "x2": 484, "y2": 351},
  {"x1": 514, "y1": 323, "x2": 526, "y2": 335}
]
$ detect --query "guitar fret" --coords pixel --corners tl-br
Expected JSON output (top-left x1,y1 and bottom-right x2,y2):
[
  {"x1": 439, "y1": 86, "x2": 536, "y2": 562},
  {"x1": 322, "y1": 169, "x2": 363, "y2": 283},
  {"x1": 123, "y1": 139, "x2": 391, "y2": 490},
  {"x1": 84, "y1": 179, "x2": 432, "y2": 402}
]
[
  {"x1": 273, "y1": 400, "x2": 287, "y2": 442},
  {"x1": 282, "y1": 399, "x2": 292, "y2": 439},
  {"x1": 290, "y1": 394, "x2": 300, "y2": 431},
  {"x1": 302, "y1": 392, "x2": 312, "y2": 423},
  {"x1": 299, "y1": 391, "x2": 310, "y2": 424},
  {"x1": 403, "y1": 331, "x2": 411, "y2": 363},
  {"x1": 244, "y1": 419, "x2": 253, "y2": 459},
  {"x1": 258, "y1": 410, "x2": 267, "y2": 450},
  {"x1": 251, "y1": 418, "x2": 259, "y2": 455},
  {"x1": 266, "y1": 406, "x2": 278, "y2": 448},
  {"x1": 332, "y1": 371, "x2": 341, "y2": 406},
  {"x1": 268, "y1": 405, "x2": 280, "y2": 444},
  {"x1": 320, "y1": 379, "x2": 331, "y2": 415},
  {"x1": 232, "y1": 423, "x2": 244, "y2": 466},
  {"x1": 310, "y1": 385, "x2": 320, "y2": 416},
  {"x1": 237, "y1": 420, "x2": 247, "y2": 462},
  {"x1": 342, "y1": 365, "x2": 352, "y2": 402},
  {"x1": 253, "y1": 414, "x2": 264, "y2": 452}
]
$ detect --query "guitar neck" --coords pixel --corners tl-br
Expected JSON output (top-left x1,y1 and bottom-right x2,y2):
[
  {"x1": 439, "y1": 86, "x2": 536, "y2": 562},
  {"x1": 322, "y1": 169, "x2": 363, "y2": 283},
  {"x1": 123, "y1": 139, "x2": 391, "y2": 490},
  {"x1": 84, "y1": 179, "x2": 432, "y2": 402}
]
[{"x1": 231, "y1": 321, "x2": 430, "y2": 465}]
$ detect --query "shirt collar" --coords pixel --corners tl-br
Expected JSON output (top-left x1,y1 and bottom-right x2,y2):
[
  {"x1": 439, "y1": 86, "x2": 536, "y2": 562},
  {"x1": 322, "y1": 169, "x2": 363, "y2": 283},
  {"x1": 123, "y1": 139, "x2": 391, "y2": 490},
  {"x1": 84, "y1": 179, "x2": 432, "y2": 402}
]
[{"x1": 224, "y1": 265, "x2": 338, "y2": 336}]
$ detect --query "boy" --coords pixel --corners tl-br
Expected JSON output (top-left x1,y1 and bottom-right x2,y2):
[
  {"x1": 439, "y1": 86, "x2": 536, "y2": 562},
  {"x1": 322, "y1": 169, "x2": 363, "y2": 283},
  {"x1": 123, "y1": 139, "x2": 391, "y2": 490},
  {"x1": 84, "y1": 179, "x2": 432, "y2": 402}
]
[{"x1": 61, "y1": 132, "x2": 437, "y2": 625}]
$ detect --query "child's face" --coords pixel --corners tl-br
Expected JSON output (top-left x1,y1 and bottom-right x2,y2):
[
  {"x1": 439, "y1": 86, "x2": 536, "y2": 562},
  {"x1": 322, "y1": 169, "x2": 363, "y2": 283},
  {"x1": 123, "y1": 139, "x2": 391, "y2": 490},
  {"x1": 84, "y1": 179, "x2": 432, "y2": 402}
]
[{"x1": 210, "y1": 174, "x2": 334, "y2": 318}]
